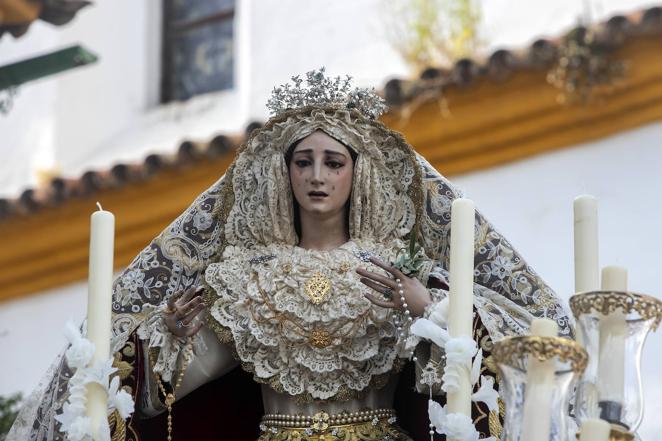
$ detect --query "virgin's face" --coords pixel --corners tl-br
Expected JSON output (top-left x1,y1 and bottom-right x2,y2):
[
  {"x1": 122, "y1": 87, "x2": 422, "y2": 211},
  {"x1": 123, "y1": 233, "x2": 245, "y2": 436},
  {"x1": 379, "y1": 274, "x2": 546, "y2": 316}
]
[{"x1": 289, "y1": 130, "x2": 354, "y2": 219}]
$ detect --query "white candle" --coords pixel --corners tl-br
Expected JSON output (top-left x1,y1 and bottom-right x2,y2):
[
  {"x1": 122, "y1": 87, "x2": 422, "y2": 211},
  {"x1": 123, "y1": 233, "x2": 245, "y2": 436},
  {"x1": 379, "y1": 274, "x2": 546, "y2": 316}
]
[
  {"x1": 598, "y1": 266, "x2": 627, "y2": 406},
  {"x1": 86, "y1": 203, "x2": 115, "y2": 436},
  {"x1": 574, "y1": 195, "x2": 599, "y2": 293},
  {"x1": 521, "y1": 318, "x2": 558, "y2": 441},
  {"x1": 579, "y1": 418, "x2": 611, "y2": 441},
  {"x1": 601, "y1": 266, "x2": 627, "y2": 291},
  {"x1": 447, "y1": 198, "x2": 475, "y2": 418}
]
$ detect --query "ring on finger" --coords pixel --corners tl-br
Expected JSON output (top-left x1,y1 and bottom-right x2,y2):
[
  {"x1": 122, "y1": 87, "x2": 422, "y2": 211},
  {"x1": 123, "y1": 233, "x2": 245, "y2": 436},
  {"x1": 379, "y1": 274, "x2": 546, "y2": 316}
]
[
  {"x1": 382, "y1": 287, "x2": 393, "y2": 299},
  {"x1": 163, "y1": 305, "x2": 176, "y2": 314},
  {"x1": 175, "y1": 319, "x2": 191, "y2": 329}
]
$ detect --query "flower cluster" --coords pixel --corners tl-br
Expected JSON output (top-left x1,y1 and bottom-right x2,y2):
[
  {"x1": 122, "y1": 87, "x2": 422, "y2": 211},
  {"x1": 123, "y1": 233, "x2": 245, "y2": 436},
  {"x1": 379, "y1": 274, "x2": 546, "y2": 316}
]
[
  {"x1": 411, "y1": 299, "x2": 499, "y2": 441},
  {"x1": 54, "y1": 321, "x2": 135, "y2": 441},
  {"x1": 266, "y1": 67, "x2": 387, "y2": 119}
]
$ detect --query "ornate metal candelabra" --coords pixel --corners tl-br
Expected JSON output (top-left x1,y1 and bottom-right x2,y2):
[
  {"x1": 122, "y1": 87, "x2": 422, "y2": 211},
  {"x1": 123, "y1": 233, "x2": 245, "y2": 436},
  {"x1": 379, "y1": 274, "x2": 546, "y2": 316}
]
[
  {"x1": 570, "y1": 291, "x2": 662, "y2": 440},
  {"x1": 493, "y1": 336, "x2": 588, "y2": 441}
]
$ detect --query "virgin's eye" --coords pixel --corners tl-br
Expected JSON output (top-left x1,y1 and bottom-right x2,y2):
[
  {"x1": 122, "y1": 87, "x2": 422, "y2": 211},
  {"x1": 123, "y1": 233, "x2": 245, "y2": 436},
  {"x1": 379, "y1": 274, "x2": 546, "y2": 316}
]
[
  {"x1": 326, "y1": 161, "x2": 344, "y2": 169},
  {"x1": 294, "y1": 159, "x2": 311, "y2": 167}
]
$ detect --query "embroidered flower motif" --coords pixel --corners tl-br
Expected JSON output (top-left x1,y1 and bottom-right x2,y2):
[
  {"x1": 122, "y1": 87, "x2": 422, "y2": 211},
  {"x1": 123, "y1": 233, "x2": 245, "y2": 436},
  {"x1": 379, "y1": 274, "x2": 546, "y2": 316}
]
[
  {"x1": 192, "y1": 211, "x2": 213, "y2": 231},
  {"x1": 121, "y1": 269, "x2": 145, "y2": 292},
  {"x1": 490, "y1": 255, "x2": 514, "y2": 280}
]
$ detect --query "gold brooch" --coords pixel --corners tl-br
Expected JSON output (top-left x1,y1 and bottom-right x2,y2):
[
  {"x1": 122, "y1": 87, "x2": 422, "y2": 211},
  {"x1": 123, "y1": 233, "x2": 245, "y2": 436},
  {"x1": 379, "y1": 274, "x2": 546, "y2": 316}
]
[
  {"x1": 338, "y1": 261, "x2": 351, "y2": 273},
  {"x1": 309, "y1": 329, "x2": 332, "y2": 348},
  {"x1": 304, "y1": 272, "x2": 332, "y2": 305},
  {"x1": 311, "y1": 411, "x2": 330, "y2": 432}
]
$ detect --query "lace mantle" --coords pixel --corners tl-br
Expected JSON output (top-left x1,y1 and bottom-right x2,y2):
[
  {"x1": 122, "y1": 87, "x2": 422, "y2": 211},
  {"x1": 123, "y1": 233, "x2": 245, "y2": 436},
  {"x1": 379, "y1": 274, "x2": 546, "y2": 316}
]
[{"x1": 204, "y1": 239, "x2": 415, "y2": 401}]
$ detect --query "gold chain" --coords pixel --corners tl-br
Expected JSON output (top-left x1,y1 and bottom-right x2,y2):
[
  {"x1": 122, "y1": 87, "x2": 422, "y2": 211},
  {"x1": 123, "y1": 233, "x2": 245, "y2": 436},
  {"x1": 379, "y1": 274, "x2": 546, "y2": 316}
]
[{"x1": 148, "y1": 343, "x2": 193, "y2": 441}]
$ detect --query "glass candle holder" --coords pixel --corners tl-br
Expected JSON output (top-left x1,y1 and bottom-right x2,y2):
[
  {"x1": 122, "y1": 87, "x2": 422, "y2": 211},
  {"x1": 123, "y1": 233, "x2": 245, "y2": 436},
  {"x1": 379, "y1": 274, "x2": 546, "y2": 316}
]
[
  {"x1": 493, "y1": 336, "x2": 588, "y2": 441},
  {"x1": 570, "y1": 291, "x2": 662, "y2": 436}
]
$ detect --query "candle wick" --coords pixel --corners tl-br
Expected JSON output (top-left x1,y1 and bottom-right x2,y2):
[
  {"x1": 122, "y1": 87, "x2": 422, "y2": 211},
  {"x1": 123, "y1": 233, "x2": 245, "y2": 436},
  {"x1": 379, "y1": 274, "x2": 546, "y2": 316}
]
[{"x1": 96, "y1": 202, "x2": 103, "y2": 211}]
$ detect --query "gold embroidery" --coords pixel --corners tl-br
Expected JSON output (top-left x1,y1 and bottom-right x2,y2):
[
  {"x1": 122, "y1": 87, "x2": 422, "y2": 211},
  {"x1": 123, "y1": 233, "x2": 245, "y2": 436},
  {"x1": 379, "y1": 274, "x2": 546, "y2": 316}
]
[
  {"x1": 304, "y1": 272, "x2": 332, "y2": 304},
  {"x1": 309, "y1": 329, "x2": 332, "y2": 348},
  {"x1": 338, "y1": 261, "x2": 351, "y2": 273},
  {"x1": 311, "y1": 411, "x2": 330, "y2": 432}
]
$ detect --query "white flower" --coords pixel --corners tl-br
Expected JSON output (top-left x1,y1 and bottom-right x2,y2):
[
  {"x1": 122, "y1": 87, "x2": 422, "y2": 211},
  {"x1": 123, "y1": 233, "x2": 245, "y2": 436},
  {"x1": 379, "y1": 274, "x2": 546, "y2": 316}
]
[
  {"x1": 429, "y1": 297, "x2": 449, "y2": 328},
  {"x1": 428, "y1": 399, "x2": 446, "y2": 431},
  {"x1": 472, "y1": 375, "x2": 499, "y2": 412},
  {"x1": 410, "y1": 318, "x2": 449, "y2": 348},
  {"x1": 471, "y1": 349, "x2": 483, "y2": 386},
  {"x1": 108, "y1": 376, "x2": 135, "y2": 419},
  {"x1": 443, "y1": 412, "x2": 480, "y2": 441},
  {"x1": 68, "y1": 416, "x2": 93, "y2": 441},
  {"x1": 442, "y1": 336, "x2": 478, "y2": 393},
  {"x1": 429, "y1": 401, "x2": 486, "y2": 441},
  {"x1": 65, "y1": 339, "x2": 96, "y2": 370},
  {"x1": 85, "y1": 358, "x2": 117, "y2": 387},
  {"x1": 63, "y1": 321, "x2": 96, "y2": 369},
  {"x1": 445, "y1": 336, "x2": 478, "y2": 365},
  {"x1": 54, "y1": 401, "x2": 82, "y2": 433}
]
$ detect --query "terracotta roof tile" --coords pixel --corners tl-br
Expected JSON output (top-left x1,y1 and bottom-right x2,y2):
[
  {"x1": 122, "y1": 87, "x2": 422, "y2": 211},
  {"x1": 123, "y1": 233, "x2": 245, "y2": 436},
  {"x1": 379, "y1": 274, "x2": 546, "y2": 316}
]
[
  {"x1": 383, "y1": 6, "x2": 662, "y2": 107},
  {"x1": 0, "y1": 133, "x2": 245, "y2": 221}
]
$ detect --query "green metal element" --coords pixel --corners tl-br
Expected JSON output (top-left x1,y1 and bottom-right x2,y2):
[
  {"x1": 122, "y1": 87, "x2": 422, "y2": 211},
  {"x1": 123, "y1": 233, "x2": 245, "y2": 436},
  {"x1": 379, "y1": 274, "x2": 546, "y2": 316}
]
[{"x1": 0, "y1": 45, "x2": 98, "y2": 91}]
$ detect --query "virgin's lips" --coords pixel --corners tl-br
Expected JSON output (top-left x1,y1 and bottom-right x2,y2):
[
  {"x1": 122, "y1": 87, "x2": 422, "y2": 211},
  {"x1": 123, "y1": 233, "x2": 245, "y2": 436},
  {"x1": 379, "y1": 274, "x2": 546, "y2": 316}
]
[{"x1": 308, "y1": 191, "x2": 328, "y2": 197}]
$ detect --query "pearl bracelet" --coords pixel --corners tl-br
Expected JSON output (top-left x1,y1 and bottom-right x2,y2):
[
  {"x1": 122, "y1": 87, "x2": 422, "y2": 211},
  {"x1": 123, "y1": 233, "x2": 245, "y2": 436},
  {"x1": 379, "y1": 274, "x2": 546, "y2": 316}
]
[{"x1": 395, "y1": 278, "x2": 413, "y2": 339}]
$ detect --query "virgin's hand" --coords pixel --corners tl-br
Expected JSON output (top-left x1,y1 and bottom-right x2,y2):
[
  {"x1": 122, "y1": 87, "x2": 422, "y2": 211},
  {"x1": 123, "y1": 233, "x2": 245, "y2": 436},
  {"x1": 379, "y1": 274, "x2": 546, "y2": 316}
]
[
  {"x1": 163, "y1": 286, "x2": 206, "y2": 337},
  {"x1": 356, "y1": 256, "x2": 432, "y2": 317}
]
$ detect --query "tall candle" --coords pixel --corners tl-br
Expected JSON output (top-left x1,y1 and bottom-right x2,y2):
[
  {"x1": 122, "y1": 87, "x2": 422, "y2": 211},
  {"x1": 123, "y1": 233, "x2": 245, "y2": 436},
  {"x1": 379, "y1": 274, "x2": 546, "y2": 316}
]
[
  {"x1": 579, "y1": 418, "x2": 611, "y2": 441},
  {"x1": 598, "y1": 266, "x2": 627, "y2": 408},
  {"x1": 520, "y1": 318, "x2": 558, "y2": 441},
  {"x1": 447, "y1": 198, "x2": 475, "y2": 419},
  {"x1": 574, "y1": 195, "x2": 599, "y2": 293},
  {"x1": 86, "y1": 203, "x2": 115, "y2": 435}
]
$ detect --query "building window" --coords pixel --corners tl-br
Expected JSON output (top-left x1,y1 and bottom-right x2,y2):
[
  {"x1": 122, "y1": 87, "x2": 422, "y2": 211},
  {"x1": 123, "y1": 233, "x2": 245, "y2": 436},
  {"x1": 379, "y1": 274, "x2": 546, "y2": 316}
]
[{"x1": 161, "y1": 0, "x2": 235, "y2": 103}]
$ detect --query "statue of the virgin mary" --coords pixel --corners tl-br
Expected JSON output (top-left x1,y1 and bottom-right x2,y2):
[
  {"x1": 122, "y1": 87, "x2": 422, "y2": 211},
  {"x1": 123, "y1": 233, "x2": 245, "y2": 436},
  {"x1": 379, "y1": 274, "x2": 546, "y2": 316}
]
[{"x1": 7, "y1": 69, "x2": 571, "y2": 441}]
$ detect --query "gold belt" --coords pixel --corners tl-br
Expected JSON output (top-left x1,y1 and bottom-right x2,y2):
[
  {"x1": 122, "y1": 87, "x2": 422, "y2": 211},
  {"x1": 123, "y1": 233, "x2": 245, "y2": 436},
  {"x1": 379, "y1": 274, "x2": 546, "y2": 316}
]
[{"x1": 260, "y1": 408, "x2": 397, "y2": 434}]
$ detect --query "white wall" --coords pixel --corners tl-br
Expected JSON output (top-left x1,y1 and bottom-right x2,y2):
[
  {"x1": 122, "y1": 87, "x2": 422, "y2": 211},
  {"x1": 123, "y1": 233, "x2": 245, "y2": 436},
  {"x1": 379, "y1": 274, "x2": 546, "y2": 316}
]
[{"x1": 0, "y1": 280, "x2": 87, "y2": 397}]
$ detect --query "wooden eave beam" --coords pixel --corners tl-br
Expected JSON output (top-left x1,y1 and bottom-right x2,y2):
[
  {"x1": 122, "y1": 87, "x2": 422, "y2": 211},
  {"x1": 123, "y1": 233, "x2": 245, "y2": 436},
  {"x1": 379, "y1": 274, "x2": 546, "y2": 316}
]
[{"x1": 0, "y1": 156, "x2": 234, "y2": 303}]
